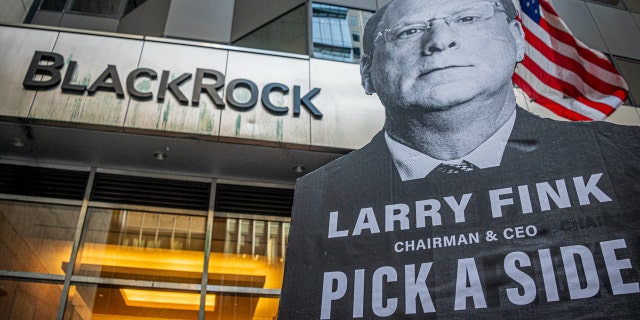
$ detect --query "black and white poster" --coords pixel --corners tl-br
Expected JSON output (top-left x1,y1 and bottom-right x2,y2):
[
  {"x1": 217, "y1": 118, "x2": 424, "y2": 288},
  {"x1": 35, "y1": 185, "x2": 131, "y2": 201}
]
[{"x1": 279, "y1": 0, "x2": 640, "y2": 318}]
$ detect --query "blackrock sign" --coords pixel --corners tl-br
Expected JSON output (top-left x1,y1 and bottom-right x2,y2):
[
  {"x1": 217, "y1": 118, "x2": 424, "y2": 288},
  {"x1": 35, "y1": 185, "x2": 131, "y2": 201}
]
[{"x1": 22, "y1": 51, "x2": 323, "y2": 119}]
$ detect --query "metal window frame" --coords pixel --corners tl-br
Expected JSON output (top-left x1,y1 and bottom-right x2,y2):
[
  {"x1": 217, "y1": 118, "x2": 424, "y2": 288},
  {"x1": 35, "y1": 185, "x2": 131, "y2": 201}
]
[
  {"x1": 0, "y1": 162, "x2": 293, "y2": 319},
  {"x1": 309, "y1": 1, "x2": 376, "y2": 64}
]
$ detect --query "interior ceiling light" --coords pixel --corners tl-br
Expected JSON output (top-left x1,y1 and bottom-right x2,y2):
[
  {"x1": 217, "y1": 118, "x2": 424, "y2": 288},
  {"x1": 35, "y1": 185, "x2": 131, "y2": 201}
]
[
  {"x1": 153, "y1": 151, "x2": 167, "y2": 160},
  {"x1": 120, "y1": 288, "x2": 215, "y2": 311},
  {"x1": 73, "y1": 244, "x2": 280, "y2": 316},
  {"x1": 293, "y1": 165, "x2": 305, "y2": 173}
]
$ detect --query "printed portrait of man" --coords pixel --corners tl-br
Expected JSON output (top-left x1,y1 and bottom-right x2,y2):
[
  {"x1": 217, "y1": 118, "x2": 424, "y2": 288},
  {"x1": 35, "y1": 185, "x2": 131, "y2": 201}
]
[{"x1": 279, "y1": 0, "x2": 640, "y2": 319}]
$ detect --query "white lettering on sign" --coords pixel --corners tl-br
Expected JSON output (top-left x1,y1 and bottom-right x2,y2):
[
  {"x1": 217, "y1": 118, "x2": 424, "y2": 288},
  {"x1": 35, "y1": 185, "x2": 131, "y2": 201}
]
[
  {"x1": 328, "y1": 173, "x2": 612, "y2": 240},
  {"x1": 318, "y1": 238, "x2": 638, "y2": 318}
]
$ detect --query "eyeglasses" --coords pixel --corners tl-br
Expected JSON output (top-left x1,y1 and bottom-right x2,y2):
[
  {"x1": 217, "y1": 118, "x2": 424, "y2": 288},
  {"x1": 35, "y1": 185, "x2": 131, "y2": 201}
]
[{"x1": 375, "y1": 2, "x2": 506, "y2": 44}]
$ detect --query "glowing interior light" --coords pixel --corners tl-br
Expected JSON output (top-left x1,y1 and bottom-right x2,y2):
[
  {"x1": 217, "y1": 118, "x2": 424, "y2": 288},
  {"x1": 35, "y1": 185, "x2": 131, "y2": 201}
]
[{"x1": 120, "y1": 288, "x2": 215, "y2": 311}]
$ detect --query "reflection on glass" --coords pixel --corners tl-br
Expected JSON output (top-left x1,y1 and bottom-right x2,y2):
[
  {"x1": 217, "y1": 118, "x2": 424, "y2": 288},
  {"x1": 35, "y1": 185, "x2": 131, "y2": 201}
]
[
  {"x1": 64, "y1": 284, "x2": 203, "y2": 319},
  {"x1": 211, "y1": 217, "x2": 289, "y2": 287},
  {"x1": 209, "y1": 217, "x2": 289, "y2": 319},
  {"x1": 588, "y1": 0, "x2": 625, "y2": 8},
  {"x1": 0, "y1": 280, "x2": 62, "y2": 319},
  {"x1": 124, "y1": 0, "x2": 149, "y2": 16},
  {"x1": 0, "y1": 200, "x2": 80, "y2": 275},
  {"x1": 232, "y1": 5, "x2": 307, "y2": 55},
  {"x1": 625, "y1": 1, "x2": 640, "y2": 13},
  {"x1": 73, "y1": 209, "x2": 206, "y2": 284},
  {"x1": 40, "y1": 0, "x2": 68, "y2": 11},
  {"x1": 311, "y1": 3, "x2": 372, "y2": 63},
  {"x1": 70, "y1": 0, "x2": 122, "y2": 16},
  {"x1": 615, "y1": 57, "x2": 640, "y2": 106}
]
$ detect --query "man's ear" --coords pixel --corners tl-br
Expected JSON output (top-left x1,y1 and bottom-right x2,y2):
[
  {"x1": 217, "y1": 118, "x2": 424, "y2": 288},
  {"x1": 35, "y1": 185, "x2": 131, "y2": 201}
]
[
  {"x1": 360, "y1": 54, "x2": 376, "y2": 95},
  {"x1": 509, "y1": 20, "x2": 525, "y2": 63}
]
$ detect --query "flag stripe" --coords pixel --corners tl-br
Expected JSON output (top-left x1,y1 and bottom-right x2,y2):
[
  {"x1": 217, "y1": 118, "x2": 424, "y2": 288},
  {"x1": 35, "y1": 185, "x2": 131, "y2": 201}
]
[
  {"x1": 522, "y1": 14, "x2": 628, "y2": 90},
  {"x1": 519, "y1": 57, "x2": 617, "y2": 115},
  {"x1": 513, "y1": 73, "x2": 599, "y2": 121},
  {"x1": 522, "y1": 25, "x2": 627, "y2": 103},
  {"x1": 514, "y1": 0, "x2": 628, "y2": 120},
  {"x1": 514, "y1": 68, "x2": 610, "y2": 120},
  {"x1": 540, "y1": 1, "x2": 618, "y2": 73}
]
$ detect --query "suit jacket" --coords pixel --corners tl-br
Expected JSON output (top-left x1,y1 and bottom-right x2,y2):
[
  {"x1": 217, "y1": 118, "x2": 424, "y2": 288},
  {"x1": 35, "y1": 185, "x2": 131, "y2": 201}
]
[{"x1": 279, "y1": 108, "x2": 640, "y2": 319}]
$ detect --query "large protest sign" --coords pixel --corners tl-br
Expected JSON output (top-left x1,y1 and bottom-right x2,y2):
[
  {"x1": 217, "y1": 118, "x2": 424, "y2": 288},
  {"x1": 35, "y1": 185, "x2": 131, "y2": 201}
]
[
  {"x1": 279, "y1": 0, "x2": 640, "y2": 318},
  {"x1": 280, "y1": 110, "x2": 640, "y2": 318}
]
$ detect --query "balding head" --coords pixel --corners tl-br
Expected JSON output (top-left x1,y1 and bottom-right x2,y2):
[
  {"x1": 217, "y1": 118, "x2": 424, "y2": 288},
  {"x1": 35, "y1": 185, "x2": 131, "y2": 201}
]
[
  {"x1": 363, "y1": 0, "x2": 517, "y2": 59},
  {"x1": 359, "y1": 0, "x2": 525, "y2": 116}
]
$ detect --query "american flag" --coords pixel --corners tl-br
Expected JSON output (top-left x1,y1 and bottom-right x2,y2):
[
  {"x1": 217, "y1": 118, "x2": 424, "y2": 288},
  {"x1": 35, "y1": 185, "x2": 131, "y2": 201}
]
[{"x1": 512, "y1": 0, "x2": 629, "y2": 121}]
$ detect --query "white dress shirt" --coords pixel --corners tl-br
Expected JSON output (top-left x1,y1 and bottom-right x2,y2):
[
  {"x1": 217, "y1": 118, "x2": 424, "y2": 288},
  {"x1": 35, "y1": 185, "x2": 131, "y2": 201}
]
[{"x1": 385, "y1": 110, "x2": 517, "y2": 181}]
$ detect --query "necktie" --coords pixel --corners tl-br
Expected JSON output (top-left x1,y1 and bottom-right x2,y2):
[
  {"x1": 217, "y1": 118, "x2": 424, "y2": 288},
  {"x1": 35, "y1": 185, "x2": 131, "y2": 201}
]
[{"x1": 431, "y1": 160, "x2": 478, "y2": 175}]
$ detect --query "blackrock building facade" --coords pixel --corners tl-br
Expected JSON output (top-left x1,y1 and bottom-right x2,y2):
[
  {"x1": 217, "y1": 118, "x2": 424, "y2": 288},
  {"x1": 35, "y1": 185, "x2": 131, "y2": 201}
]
[{"x1": 0, "y1": 0, "x2": 639, "y2": 319}]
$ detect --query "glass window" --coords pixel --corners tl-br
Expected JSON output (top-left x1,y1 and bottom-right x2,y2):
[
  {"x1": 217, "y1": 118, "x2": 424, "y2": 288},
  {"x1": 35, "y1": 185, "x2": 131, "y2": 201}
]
[
  {"x1": 587, "y1": 0, "x2": 625, "y2": 8},
  {"x1": 40, "y1": 0, "x2": 68, "y2": 11},
  {"x1": 206, "y1": 293, "x2": 279, "y2": 320},
  {"x1": 0, "y1": 200, "x2": 80, "y2": 275},
  {"x1": 614, "y1": 57, "x2": 640, "y2": 107},
  {"x1": 123, "y1": 0, "x2": 148, "y2": 16},
  {"x1": 208, "y1": 217, "x2": 289, "y2": 319},
  {"x1": 64, "y1": 283, "x2": 203, "y2": 319},
  {"x1": 210, "y1": 217, "x2": 289, "y2": 288},
  {"x1": 311, "y1": 3, "x2": 373, "y2": 63},
  {"x1": 623, "y1": 0, "x2": 640, "y2": 13},
  {"x1": 70, "y1": 0, "x2": 123, "y2": 16},
  {"x1": 73, "y1": 208, "x2": 207, "y2": 284},
  {"x1": 232, "y1": 5, "x2": 307, "y2": 55},
  {"x1": 0, "y1": 280, "x2": 62, "y2": 319}
]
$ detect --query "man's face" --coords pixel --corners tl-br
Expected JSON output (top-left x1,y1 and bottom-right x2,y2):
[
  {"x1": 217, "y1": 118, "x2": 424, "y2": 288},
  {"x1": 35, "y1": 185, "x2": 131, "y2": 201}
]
[{"x1": 365, "y1": 0, "x2": 525, "y2": 113}]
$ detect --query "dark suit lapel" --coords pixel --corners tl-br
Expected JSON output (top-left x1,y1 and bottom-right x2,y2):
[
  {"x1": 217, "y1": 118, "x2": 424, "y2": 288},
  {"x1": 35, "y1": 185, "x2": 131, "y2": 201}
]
[
  {"x1": 501, "y1": 107, "x2": 545, "y2": 167},
  {"x1": 358, "y1": 131, "x2": 400, "y2": 181},
  {"x1": 351, "y1": 131, "x2": 402, "y2": 203}
]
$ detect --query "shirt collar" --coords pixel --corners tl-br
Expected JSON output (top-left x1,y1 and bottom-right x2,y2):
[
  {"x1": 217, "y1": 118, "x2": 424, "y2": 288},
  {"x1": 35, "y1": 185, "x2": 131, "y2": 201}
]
[{"x1": 384, "y1": 109, "x2": 517, "y2": 181}]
